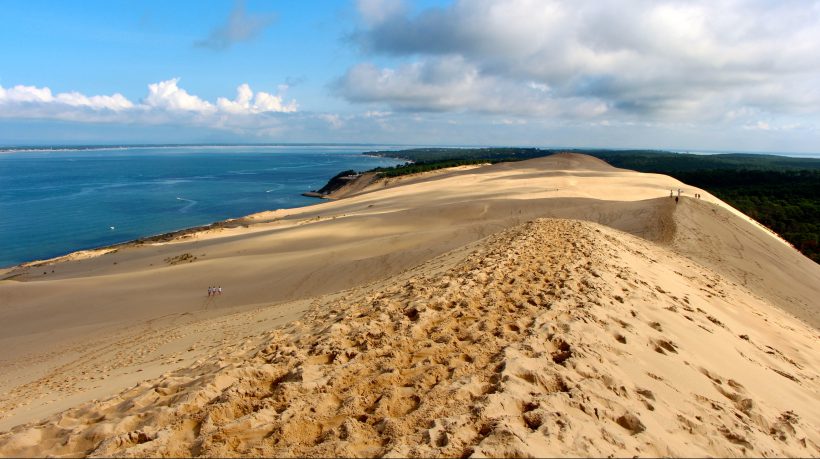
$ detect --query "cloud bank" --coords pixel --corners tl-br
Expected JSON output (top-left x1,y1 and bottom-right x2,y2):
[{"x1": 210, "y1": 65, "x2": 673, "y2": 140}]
[
  {"x1": 0, "y1": 85, "x2": 133, "y2": 111},
  {"x1": 338, "y1": 0, "x2": 820, "y2": 127},
  {"x1": 0, "y1": 79, "x2": 298, "y2": 127}
]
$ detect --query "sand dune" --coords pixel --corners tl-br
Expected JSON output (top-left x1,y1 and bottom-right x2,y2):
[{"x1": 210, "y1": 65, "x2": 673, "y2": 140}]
[
  {"x1": 1, "y1": 153, "x2": 818, "y2": 456},
  {"x1": 1, "y1": 219, "x2": 818, "y2": 457}
]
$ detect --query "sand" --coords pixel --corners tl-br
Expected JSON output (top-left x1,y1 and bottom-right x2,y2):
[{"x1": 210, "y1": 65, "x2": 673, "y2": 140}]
[{"x1": 0, "y1": 153, "x2": 818, "y2": 457}]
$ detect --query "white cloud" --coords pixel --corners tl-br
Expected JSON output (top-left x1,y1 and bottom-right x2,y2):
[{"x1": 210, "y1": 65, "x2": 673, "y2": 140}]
[
  {"x1": 55, "y1": 92, "x2": 134, "y2": 111},
  {"x1": 343, "y1": 0, "x2": 820, "y2": 124},
  {"x1": 217, "y1": 83, "x2": 298, "y2": 114},
  {"x1": 144, "y1": 78, "x2": 215, "y2": 113},
  {"x1": 0, "y1": 84, "x2": 55, "y2": 103},
  {"x1": 0, "y1": 79, "x2": 298, "y2": 130},
  {"x1": 0, "y1": 84, "x2": 134, "y2": 112}
]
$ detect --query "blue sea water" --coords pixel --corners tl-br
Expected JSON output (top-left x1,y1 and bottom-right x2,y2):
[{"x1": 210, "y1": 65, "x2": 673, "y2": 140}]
[{"x1": 0, "y1": 145, "x2": 405, "y2": 267}]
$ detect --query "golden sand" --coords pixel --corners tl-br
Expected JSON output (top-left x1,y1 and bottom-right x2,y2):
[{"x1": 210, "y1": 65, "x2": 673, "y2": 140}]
[{"x1": 1, "y1": 154, "x2": 818, "y2": 456}]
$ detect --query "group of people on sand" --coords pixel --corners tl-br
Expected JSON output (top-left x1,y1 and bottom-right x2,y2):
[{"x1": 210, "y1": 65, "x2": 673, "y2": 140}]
[
  {"x1": 670, "y1": 189, "x2": 703, "y2": 204},
  {"x1": 207, "y1": 286, "x2": 223, "y2": 297},
  {"x1": 671, "y1": 188, "x2": 681, "y2": 203}
]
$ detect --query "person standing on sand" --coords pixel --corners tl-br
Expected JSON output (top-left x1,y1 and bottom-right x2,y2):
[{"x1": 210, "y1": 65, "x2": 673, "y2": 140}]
[
  {"x1": 218, "y1": 286, "x2": 223, "y2": 295},
  {"x1": 675, "y1": 196, "x2": 679, "y2": 204},
  {"x1": 670, "y1": 189, "x2": 673, "y2": 197}
]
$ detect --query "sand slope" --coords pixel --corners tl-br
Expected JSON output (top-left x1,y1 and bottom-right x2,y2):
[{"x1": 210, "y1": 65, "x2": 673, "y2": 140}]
[
  {"x1": 1, "y1": 219, "x2": 817, "y2": 457},
  {"x1": 672, "y1": 198, "x2": 820, "y2": 328},
  {"x1": 1, "y1": 153, "x2": 819, "y2": 456}
]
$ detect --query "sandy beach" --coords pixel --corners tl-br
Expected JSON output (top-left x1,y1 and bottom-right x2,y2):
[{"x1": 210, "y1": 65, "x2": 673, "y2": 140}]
[{"x1": 1, "y1": 153, "x2": 818, "y2": 457}]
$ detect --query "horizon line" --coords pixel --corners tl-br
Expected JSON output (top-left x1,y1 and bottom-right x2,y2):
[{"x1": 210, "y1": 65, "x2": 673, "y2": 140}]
[{"x1": 1, "y1": 143, "x2": 819, "y2": 158}]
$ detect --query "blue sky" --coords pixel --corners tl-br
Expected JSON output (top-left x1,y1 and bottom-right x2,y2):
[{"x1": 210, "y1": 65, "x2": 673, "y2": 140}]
[{"x1": 1, "y1": 0, "x2": 819, "y2": 152}]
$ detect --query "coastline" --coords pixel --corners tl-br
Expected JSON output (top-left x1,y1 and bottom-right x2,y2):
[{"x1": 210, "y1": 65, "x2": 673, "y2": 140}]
[
  {"x1": 1, "y1": 149, "x2": 412, "y2": 271},
  {"x1": 4, "y1": 168, "x2": 387, "y2": 272},
  {"x1": 3, "y1": 214, "x2": 259, "y2": 272}
]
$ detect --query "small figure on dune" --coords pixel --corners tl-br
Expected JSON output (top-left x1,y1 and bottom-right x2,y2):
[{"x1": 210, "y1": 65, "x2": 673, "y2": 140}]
[
  {"x1": 218, "y1": 286, "x2": 223, "y2": 295},
  {"x1": 670, "y1": 189, "x2": 673, "y2": 197},
  {"x1": 675, "y1": 196, "x2": 679, "y2": 204}
]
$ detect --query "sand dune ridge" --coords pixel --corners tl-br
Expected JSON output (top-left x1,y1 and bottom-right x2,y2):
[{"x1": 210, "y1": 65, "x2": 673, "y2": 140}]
[{"x1": 1, "y1": 219, "x2": 817, "y2": 457}]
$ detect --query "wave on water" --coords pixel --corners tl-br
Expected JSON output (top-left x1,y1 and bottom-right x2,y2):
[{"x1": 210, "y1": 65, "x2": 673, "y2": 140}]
[
  {"x1": 157, "y1": 179, "x2": 192, "y2": 186},
  {"x1": 269, "y1": 162, "x2": 335, "y2": 170},
  {"x1": 175, "y1": 197, "x2": 197, "y2": 213},
  {"x1": 0, "y1": 146, "x2": 132, "y2": 154}
]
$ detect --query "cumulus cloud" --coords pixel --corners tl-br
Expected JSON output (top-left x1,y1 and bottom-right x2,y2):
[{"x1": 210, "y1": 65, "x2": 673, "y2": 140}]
[
  {"x1": 144, "y1": 78, "x2": 215, "y2": 113},
  {"x1": 0, "y1": 79, "x2": 298, "y2": 130},
  {"x1": 0, "y1": 84, "x2": 133, "y2": 111},
  {"x1": 195, "y1": 0, "x2": 276, "y2": 50},
  {"x1": 216, "y1": 83, "x2": 297, "y2": 114},
  {"x1": 341, "y1": 0, "x2": 820, "y2": 124}
]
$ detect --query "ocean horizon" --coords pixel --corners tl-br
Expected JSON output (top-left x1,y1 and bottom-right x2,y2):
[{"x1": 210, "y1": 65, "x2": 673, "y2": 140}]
[
  {"x1": 0, "y1": 145, "x2": 407, "y2": 268},
  {"x1": 3, "y1": 144, "x2": 820, "y2": 159}
]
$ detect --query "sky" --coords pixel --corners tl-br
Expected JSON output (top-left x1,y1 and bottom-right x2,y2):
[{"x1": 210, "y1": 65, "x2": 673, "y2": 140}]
[{"x1": 1, "y1": 0, "x2": 819, "y2": 153}]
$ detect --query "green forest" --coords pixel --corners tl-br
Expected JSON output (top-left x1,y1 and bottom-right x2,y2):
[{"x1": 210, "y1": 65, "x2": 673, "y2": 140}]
[{"x1": 362, "y1": 148, "x2": 820, "y2": 263}]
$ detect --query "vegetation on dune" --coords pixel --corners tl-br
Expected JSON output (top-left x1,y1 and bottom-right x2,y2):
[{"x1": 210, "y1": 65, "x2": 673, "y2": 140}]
[
  {"x1": 352, "y1": 148, "x2": 820, "y2": 263},
  {"x1": 368, "y1": 147, "x2": 551, "y2": 163},
  {"x1": 584, "y1": 150, "x2": 820, "y2": 172},
  {"x1": 365, "y1": 148, "x2": 557, "y2": 178},
  {"x1": 316, "y1": 169, "x2": 358, "y2": 194},
  {"x1": 371, "y1": 159, "x2": 505, "y2": 177}
]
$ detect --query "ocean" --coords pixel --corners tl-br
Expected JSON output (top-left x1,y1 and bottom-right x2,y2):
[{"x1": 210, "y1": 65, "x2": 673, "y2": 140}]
[{"x1": 0, "y1": 145, "x2": 406, "y2": 267}]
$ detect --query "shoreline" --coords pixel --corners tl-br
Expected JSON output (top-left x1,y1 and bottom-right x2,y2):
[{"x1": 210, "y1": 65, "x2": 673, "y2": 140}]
[
  {"x1": 1, "y1": 163, "x2": 446, "y2": 271},
  {"x1": 2, "y1": 152, "x2": 413, "y2": 271},
  {"x1": 3, "y1": 213, "x2": 269, "y2": 272}
]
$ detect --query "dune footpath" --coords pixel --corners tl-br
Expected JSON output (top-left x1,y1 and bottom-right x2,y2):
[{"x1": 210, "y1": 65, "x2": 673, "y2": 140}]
[{"x1": 0, "y1": 154, "x2": 818, "y2": 456}]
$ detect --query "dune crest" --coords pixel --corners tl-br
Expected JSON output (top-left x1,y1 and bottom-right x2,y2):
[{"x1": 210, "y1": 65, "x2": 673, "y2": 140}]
[{"x1": 2, "y1": 219, "x2": 817, "y2": 457}]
